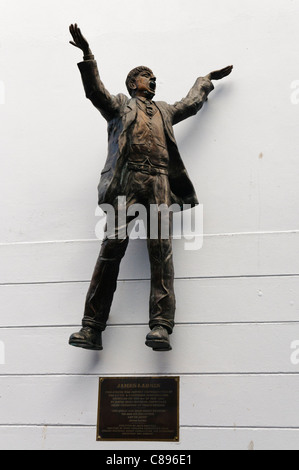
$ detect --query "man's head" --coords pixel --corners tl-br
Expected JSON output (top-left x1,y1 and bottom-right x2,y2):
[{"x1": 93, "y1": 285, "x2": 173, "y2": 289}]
[{"x1": 126, "y1": 66, "x2": 157, "y2": 98}]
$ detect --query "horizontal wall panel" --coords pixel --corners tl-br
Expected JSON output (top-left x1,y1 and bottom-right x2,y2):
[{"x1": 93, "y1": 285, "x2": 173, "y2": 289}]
[
  {"x1": 0, "y1": 231, "x2": 298, "y2": 284},
  {"x1": 1, "y1": 426, "x2": 299, "y2": 450},
  {"x1": 0, "y1": 324, "x2": 298, "y2": 375},
  {"x1": 1, "y1": 276, "x2": 299, "y2": 327},
  {"x1": 1, "y1": 375, "x2": 299, "y2": 429}
]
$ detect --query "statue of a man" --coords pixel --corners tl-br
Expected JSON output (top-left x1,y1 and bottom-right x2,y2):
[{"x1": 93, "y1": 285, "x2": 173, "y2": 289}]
[{"x1": 68, "y1": 24, "x2": 233, "y2": 352}]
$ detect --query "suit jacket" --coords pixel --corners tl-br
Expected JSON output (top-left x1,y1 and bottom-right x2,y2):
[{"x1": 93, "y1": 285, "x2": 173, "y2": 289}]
[{"x1": 78, "y1": 60, "x2": 214, "y2": 210}]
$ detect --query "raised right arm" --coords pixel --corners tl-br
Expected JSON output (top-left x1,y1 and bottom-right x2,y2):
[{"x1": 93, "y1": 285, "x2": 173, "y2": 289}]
[{"x1": 69, "y1": 24, "x2": 120, "y2": 121}]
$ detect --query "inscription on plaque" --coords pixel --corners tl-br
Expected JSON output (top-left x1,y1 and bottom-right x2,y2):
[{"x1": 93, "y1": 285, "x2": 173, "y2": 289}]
[{"x1": 97, "y1": 377, "x2": 179, "y2": 441}]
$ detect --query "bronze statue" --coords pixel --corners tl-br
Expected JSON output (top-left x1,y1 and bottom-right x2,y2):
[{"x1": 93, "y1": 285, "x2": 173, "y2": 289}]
[{"x1": 68, "y1": 24, "x2": 233, "y2": 352}]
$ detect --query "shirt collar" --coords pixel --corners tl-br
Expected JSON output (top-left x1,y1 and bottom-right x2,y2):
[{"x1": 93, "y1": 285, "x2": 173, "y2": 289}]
[{"x1": 137, "y1": 96, "x2": 153, "y2": 104}]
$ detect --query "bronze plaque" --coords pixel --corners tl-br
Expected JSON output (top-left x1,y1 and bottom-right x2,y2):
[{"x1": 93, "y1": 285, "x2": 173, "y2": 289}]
[{"x1": 97, "y1": 377, "x2": 180, "y2": 441}]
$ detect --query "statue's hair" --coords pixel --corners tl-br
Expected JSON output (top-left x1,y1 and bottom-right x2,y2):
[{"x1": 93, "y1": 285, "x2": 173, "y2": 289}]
[{"x1": 126, "y1": 66, "x2": 153, "y2": 96}]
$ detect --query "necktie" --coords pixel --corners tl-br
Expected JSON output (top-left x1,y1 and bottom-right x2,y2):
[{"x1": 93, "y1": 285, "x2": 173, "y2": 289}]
[{"x1": 145, "y1": 100, "x2": 154, "y2": 117}]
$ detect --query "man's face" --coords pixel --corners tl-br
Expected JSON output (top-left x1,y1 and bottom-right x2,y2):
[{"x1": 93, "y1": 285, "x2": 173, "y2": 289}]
[{"x1": 134, "y1": 70, "x2": 157, "y2": 97}]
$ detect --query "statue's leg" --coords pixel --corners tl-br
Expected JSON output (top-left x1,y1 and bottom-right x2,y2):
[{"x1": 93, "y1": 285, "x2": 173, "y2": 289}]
[
  {"x1": 69, "y1": 195, "x2": 131, "y2": 350},
  {"x1": 145, "y1": 174, "x2": 176, "y2": 350},
  {"x1": 147, "y1": 222, "x2": 176, "y2": 335},
  {"x1": 69, "y1": 236, "x2": 129, "y2": 350},
  {"x1": 82, "y1": 236, "x2": 130, "y2": 332}
]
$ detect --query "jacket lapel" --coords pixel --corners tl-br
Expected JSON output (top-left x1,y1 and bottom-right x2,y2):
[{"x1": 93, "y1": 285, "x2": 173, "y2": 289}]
[
  {"x1": 118, "y1": 100, "x2": 137, "y2": 155},
  {"x1": 122, "y1": 99, "x2": 137, "y2": 127}
]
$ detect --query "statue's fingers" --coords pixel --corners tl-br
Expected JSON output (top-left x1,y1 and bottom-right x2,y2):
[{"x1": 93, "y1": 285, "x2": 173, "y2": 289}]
[
  {"x1": 224, "y1": 65, "x2": 233, "y2": 73},
  {"x1": 69, "y1": 24, "x2": 76, "y2": 39},
  {"x1": 77, "y1": 27, "x2": 88, "y2": 46},
  {"x1": 75, "y1": 23, "x2": 80, "y2": 37},
  {"x1": 76, "y1": 27, "x2": 84, "y2": 42},
  {"x1": 72, "y1": 24, "x2": 79, "y2": 41},
  {"x1": 74, "y1": 26, "x2": 83, "y2": 46},
  {"x1": 217, "y1": 67, "x2": 232, "y2": 78},
  {"x1": 69, "y1": 41, "x2": 80, "y2": 48},
  {"x1": 70, "y1": 24, "x2": 80, "y2": 44}
]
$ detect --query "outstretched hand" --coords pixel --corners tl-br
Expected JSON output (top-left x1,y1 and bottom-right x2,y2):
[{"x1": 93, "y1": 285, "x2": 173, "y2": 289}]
[
  {"x1": 207, "y1": 65, "x2": 233, "y2": 81},
  {"x1": 69, "y1": 24, "x2": 91, "y2": 56}
]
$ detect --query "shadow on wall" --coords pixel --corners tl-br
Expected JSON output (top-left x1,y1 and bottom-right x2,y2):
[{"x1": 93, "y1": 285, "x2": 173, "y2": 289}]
[{"x1": 178, "y1": 82, "x2": 233, "y2": 153}]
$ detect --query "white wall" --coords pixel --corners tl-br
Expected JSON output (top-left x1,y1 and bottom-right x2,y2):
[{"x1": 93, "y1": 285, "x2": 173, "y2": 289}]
[{"x1": 1, "y1": 0, "x2": 299, "y2": 450}]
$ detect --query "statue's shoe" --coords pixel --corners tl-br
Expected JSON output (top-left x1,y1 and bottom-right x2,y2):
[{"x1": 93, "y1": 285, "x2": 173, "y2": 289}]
[
  {"x1": 145, "y1": 326, "x2": 172, "y2": 351},
  {"x1": 69, "y1": 327, "x2": 103, "y2": 351}
]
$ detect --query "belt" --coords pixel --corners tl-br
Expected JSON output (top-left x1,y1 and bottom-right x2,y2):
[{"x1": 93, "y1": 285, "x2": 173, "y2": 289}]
[{"x1": 127, "y1": 162, "x2": 169, "y2": 176}]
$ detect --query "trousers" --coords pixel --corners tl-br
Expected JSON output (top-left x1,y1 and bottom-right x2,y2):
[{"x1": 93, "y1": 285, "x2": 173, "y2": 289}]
[{"x1": 82, "y1": 168, "x2": 176, "y2": 334}]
